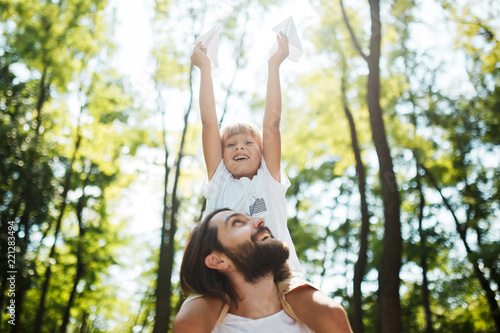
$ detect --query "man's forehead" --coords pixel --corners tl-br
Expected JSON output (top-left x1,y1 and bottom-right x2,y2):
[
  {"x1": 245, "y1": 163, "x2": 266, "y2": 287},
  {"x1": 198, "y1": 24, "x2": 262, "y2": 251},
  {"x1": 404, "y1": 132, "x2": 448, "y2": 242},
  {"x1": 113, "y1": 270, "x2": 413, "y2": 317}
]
[{"x1": 211, "y1": 210, "x2": 248, "y2": 228}]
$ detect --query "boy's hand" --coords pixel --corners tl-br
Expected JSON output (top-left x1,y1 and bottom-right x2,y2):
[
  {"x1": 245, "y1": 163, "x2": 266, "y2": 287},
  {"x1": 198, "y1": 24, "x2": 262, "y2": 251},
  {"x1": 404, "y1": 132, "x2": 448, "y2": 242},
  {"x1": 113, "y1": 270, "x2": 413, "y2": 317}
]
[
  {"x1": 191, "y1": 42, "x2": 211, "y2": 69},
  {"x1": 269, "y1": 31, "x2": 290, "y2": 67}
]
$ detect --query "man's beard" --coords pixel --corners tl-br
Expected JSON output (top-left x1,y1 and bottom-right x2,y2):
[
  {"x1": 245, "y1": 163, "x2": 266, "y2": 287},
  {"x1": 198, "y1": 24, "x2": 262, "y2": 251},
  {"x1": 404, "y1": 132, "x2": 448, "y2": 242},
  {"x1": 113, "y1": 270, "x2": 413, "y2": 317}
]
[{"x1": 222, "y1": 227, "x2": 290, "y2": 283}]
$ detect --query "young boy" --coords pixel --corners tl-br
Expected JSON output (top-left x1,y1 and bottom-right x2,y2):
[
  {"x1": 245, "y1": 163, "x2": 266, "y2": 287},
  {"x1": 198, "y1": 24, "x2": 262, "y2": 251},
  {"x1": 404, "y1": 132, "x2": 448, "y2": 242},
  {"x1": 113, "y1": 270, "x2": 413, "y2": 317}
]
[{"x1": 173, "y1": 32, "x2": 352, "y2": 333}]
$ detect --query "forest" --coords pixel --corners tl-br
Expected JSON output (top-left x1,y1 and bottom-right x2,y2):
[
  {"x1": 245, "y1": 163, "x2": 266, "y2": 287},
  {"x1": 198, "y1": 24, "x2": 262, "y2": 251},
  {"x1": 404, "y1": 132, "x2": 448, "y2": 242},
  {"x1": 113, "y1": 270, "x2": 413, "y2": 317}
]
[{"x1": 0, "y1": 0, "x2": 499, "y2": 332}]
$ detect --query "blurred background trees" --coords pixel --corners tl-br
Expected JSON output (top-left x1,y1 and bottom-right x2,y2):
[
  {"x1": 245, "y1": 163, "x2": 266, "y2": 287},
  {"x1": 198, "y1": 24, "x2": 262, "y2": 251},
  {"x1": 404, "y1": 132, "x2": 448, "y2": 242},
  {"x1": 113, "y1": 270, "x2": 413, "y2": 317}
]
[{"x1": 0, "y1": 0, "x2": 498, "y2": 332}]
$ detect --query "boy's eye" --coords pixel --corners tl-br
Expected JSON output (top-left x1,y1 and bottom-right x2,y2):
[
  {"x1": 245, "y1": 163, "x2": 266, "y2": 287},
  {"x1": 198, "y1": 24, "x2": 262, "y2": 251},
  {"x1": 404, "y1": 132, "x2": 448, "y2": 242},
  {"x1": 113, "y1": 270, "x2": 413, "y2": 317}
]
[
  {"x1": 246, "y1": 141, "x2": 253, "y2": 145},
  {"x1": 226, "y1": 143, "x2": 235, "y2": 148}
]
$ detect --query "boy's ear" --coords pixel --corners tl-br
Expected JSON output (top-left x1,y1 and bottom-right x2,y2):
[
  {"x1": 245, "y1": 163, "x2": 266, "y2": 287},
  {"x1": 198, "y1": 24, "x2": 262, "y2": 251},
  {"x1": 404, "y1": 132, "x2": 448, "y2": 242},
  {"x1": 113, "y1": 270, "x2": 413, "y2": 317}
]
[{"x1": 205, "y1": 252, "x2": 228, "y2": 270}]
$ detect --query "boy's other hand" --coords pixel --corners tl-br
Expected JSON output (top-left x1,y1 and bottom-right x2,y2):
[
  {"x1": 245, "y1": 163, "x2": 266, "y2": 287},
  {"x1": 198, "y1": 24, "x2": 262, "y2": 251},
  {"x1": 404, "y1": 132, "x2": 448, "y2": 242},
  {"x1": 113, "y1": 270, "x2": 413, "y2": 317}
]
[
  {"x1": 269, "y1": 31, "x2": 290, "y2": 67},
  {"x1": 191, "y1": 42, "x2": 211, "y2": 69}
]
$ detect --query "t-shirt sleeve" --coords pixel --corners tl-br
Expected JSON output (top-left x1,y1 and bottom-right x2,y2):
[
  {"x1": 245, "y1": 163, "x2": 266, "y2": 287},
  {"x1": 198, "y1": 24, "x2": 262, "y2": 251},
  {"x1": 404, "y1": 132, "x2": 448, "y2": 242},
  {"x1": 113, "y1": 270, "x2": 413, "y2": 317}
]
[
  {"x1": 200, "y1": 159, "x2": 226, "y2": 200},
  {"x1": 260, "y1": 158, "x2": 290, "y2": 193}
]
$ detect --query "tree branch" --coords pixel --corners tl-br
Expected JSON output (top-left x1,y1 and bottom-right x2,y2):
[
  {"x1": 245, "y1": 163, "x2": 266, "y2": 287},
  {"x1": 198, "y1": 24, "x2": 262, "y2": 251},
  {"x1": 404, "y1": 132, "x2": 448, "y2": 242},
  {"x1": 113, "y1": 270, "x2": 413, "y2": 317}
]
[{"x1": 340, "y1": 0, "x2": 369, "y2": 62}]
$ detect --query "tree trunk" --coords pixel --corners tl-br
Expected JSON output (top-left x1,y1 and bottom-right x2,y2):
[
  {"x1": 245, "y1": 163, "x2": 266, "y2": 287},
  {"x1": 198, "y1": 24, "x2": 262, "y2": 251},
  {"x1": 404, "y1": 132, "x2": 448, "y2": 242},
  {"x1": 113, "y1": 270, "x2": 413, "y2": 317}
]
[
  {"x1": 153, "y1": 63, "x2": 194, "y2": 332},
  {"x1": 340, "y1": 57, "x2": 370, "y2": 333},
  {"x1": 33, "y1": 131, "x2": 81, "y2": 333},
  {"x1": 150, "y1": 21, "x2": 172, "y2": 330},
  {"x1": 60, "y1": 169, "x2": 89, "y2": 333},
  {"x1": 415, "y1": 167, "x2": 434, "y2": 333},
  {"x1": 59, "y1": 218, "x2": 85, "y2": 333},
  {"x1": 140, "y1": 309, "x2": 151, "y2": 332},
  {"x1": 80, "y1": 311, "x2": 88, "y2": 333},
  {"x1": 366, "y1": 2, "x2": 402, "y2": 330},
  {"x1": 150, "y1": 26, "x2": 172, "y2": 331},
  {"x1": 340, "y1": 1, "x2": 402, "y2": 330},
  {"x1": 153, "y1": 139, "x2": 172, "y2": 332}
]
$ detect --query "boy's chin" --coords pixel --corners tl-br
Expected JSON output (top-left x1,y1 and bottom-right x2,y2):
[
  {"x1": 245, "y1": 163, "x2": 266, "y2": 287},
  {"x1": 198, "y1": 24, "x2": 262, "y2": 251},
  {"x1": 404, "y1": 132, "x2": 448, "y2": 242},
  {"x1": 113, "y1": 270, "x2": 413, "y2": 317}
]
[{"x1": 229, "y1": 168, "x2": 259, "y2": 179}]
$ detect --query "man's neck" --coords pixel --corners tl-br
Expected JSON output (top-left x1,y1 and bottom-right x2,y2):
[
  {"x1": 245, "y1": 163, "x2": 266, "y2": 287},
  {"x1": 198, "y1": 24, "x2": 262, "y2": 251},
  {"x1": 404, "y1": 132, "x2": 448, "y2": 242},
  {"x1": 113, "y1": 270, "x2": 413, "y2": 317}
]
[{"x1": 228, "y1": 273, "x2": 282, "y2": 319}]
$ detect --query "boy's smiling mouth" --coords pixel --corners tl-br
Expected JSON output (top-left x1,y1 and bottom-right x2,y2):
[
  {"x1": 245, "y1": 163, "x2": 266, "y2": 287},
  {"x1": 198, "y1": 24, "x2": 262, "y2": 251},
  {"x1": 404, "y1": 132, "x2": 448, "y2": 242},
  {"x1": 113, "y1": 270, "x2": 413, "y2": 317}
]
[{"x1": 233, "y1": 153, "x2": 249, "y2": 161}]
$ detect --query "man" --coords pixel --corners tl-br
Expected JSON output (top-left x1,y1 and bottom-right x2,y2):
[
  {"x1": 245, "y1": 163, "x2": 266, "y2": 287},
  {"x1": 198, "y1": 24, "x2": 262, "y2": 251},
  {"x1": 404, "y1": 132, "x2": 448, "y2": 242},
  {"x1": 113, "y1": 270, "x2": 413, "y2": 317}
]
[{"x1": 173, "y1": 208, "x2": 353, "y2": 332}]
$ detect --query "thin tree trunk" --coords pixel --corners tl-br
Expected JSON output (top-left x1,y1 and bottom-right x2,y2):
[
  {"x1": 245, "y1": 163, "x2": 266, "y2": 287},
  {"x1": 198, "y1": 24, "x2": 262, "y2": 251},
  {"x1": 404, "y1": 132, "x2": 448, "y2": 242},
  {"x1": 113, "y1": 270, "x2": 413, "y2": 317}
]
[
  {"x1": 33, "y1": 128, "x2": 82, "y2": 333},
  {"x1": 340, "y1": 57, "x2": 370, "y2": 333},
  {"x1": 153, "y1": 117, "x2": 171, "y2": 331},
  {"x1": 80, "y1": 311, "x2": 88, "y2": 333},
  {"x1": 150, "y1": 25, "x2": 171, "y2": 333},
  {"x1": 148, "y1": 12, "x2": 173, "y2": 329},
  {"x1": 419, "y1": 162, "x2": 500, "y2": 330},
  {"x1": 408, "y1": 80, "x2": 434, "y2": 330},
  {"x1": 131, "y1": 300, "x2": 144, "y2": 332},
  {"x1": 340, "y1": 1, "x2": 402, "y2": 330},
  {"x1": 466, "y1": 185, "x2": 500, "y2": 291},
  {"x1": 153, "y1": 63, "x2": 195, "y2": 332},
  {"x1": 153, "y1": 61, "x2": 173, "y2": 330},
  {"x1": 60, "y1": 168, "x2": 90, "y2": 333},
  {"x1": 59, "y1": 208, "x2": 85, "y2": 333},
  {"x1": 140, "y1": 309, "x2": 150, "y2": 332},
  {"x1": 415, "y1": 166, "x2": 434, "y2": 333}
]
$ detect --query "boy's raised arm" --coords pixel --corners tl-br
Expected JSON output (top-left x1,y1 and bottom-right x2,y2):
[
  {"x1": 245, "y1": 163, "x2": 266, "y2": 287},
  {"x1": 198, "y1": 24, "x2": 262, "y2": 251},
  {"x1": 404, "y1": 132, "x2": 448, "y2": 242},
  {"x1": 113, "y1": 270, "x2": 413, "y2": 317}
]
[
  {"x1": 191, "y1": 42, "x2": 222, "y2": 180},
  {"x1": 263, "y1": 32, "x2": 289, "y2": 182}
]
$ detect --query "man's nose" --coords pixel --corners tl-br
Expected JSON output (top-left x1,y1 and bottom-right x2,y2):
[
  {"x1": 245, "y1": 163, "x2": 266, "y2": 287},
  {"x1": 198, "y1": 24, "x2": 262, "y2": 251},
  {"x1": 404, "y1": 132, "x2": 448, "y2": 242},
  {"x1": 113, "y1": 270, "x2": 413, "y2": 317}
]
[{"x1": 251, "y1": 216, "x2": 265, "y2": 228}]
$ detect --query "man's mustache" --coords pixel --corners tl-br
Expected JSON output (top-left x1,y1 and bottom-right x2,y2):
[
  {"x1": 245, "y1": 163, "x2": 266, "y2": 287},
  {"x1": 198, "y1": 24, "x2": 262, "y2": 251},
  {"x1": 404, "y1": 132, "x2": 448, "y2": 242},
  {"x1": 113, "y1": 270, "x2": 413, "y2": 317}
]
[{"x1": 251, "y1": 226, "x2": 274, "y2": 242}]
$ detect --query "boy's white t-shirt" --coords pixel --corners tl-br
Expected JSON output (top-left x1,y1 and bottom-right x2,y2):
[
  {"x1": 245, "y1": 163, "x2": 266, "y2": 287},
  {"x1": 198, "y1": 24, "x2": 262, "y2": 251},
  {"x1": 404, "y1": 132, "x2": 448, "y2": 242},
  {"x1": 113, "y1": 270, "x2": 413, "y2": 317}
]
[
  {"x1": 201, "y1": 158, "x2": 303, "y2": 275},
  {"x1": 211, "y1": 310, "x2": 311, "y2": 333}
]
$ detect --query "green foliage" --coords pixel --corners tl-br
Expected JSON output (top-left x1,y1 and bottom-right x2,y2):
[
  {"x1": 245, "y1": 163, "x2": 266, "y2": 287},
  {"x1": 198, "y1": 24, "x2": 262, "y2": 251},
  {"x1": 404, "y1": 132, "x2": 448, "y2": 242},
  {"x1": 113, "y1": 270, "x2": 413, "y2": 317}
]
[
  {"x1": 0, "y1": 0, "x2": 155, "y2": 331},
  {"x1": 2, "y1": 0, "x2": 109, "y2": 91},
  {"x1": 428, "y1": 258, "x2": 497, "y2": 332}
]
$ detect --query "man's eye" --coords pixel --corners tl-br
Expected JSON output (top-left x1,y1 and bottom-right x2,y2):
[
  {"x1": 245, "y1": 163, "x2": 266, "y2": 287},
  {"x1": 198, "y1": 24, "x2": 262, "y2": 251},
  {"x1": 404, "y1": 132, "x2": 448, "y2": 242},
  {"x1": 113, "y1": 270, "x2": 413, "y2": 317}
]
[{"x1": 232, "y1": 220, "x2": 244, "y2": 226}]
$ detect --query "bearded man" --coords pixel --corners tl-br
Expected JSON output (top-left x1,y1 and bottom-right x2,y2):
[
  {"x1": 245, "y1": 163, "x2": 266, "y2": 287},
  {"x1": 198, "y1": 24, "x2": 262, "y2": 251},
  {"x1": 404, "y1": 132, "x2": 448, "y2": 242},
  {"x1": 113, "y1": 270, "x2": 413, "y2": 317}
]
[{"x1": 174, "y1": 208, "x2": 352, "y2": 332}]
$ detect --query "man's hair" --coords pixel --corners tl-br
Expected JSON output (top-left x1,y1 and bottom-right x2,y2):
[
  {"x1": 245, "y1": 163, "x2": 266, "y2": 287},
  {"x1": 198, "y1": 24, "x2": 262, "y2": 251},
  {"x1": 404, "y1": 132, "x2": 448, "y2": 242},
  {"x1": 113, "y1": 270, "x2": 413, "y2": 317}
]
[
  {"x1": 220, "y1": 122, "x2": 263, "y2": 151},
  {"x1": 180, "y1": 208, "x2": 236, "y2": 303},
  {"x1": 179, "y1": 208, "x2": 291, "y2": 304}
]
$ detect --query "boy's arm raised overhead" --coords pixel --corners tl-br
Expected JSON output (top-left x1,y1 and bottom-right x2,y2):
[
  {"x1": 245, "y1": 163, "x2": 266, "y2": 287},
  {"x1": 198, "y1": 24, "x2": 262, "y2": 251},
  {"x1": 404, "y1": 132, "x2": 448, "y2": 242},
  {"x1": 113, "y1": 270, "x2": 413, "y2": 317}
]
[
  {"x1": 191, "y1": 42, "x2": 223, "y2": 180},
  {"x1": 263, "y1": 32, "x2": 289, "y2": 182}
]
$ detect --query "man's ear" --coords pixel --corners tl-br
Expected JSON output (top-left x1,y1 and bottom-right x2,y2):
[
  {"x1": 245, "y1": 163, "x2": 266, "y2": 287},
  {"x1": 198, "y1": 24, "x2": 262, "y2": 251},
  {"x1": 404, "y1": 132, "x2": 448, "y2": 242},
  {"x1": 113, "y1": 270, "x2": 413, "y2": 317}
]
[{"x1": 205, "y1": 252, "x2": 229, "y2": 270}]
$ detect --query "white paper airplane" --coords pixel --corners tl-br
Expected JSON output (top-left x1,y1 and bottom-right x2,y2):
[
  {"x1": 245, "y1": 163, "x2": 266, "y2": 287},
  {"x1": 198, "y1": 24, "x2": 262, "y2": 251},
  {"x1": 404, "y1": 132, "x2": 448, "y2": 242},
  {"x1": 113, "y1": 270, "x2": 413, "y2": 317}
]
[
  {"x1": 270, "y1": 16, "x2": 303, "y2": 62},
  {"x1": 194, "y1": 23, "x2": 221, "y2": 67}
]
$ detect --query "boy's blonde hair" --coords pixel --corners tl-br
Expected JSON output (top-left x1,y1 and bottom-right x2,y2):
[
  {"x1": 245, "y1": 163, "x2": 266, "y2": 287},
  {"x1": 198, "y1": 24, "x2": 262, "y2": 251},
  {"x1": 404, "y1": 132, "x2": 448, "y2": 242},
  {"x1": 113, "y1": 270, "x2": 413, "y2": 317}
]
[{"x1": 220, "y1": 122, "x2": 263, "y2": 151}]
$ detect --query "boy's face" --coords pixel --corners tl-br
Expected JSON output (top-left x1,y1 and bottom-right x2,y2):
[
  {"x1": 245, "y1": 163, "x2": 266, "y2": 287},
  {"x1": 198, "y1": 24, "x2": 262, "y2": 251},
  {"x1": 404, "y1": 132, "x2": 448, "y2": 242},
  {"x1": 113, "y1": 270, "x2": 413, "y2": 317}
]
[{"x1": 223, "y1": 133, "x2": 262, "y2": 179}]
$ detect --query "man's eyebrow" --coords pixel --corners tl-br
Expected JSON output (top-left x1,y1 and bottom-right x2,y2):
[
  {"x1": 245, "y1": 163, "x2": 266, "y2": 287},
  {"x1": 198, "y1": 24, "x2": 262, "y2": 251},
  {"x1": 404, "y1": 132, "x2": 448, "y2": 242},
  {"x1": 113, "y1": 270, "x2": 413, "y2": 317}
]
[{"x1": 224, "y1": 213, "x2": 245, "y2": 227}]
